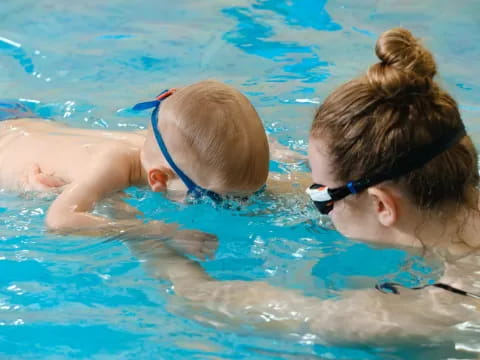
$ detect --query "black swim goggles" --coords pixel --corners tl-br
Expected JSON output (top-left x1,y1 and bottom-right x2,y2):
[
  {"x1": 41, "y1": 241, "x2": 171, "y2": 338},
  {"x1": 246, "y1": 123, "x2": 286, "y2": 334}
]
[
  {"x1": 306, "y1": 125, "x2": 467, "y2": 215},
  {"x1": 132, "y1": 89, "x2": 222, "y2": 202}
]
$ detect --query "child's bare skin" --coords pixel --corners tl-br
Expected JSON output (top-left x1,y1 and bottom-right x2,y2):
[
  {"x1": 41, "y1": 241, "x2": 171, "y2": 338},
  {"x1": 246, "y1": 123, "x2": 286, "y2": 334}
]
[
  {"x1": 0, "y1": 81, "x2": 271, "y2": 241},
  {"x1": 268, "y1": 137, "x2": 307, "y2": 164},
  {"x1": 0, "y1": 119, "x2": 146, "y2": 227}
]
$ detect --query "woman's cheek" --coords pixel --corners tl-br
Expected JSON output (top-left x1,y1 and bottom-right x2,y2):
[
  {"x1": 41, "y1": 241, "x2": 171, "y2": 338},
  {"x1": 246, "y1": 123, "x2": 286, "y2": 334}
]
[
  {"x1": 330, "y1": 201, "x2": 364, "y2": 239},
  {"x1": 329, "y1": 204, "x2": 349, "y2": 236}
]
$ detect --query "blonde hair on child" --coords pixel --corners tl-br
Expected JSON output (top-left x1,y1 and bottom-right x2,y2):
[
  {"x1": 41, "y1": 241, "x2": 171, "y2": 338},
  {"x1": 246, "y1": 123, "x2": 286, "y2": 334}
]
[{"x1": 159, "y1": 80, "x2": 269, "y2": 194}]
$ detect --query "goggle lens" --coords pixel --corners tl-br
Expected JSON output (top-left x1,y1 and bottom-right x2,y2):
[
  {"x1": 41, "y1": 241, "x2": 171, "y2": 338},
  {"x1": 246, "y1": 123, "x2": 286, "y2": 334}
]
[
  {"x1": 313, "y1": 199, "x2": 334, "y2": 215},
  {"x1": 307, "y1": 184, "x2": 334, "y2": 215}
]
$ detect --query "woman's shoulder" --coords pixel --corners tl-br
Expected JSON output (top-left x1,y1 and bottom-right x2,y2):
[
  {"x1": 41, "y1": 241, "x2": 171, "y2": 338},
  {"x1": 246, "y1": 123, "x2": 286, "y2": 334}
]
[{"x1": 441, "y1": 251, "x2": 480, "y2": 294}]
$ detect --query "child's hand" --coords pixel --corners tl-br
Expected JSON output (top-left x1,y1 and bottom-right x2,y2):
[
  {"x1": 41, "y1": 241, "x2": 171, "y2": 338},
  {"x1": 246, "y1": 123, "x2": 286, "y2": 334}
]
[
  {"x1": 23, "y1": 164, "x2": 67, "y2": 192},
  {"x1": 166, "y1": 229, "x2": 218, "y2": 260}
]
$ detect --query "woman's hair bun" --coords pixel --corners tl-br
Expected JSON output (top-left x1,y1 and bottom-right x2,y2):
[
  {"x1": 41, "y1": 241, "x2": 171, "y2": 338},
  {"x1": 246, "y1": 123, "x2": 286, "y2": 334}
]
[
  {"x1": 376, "y1": 28, "x2": 436, "y2": 78},
  {"x1": 367, "y1": 28, "x2": 437, "y2": 97}
]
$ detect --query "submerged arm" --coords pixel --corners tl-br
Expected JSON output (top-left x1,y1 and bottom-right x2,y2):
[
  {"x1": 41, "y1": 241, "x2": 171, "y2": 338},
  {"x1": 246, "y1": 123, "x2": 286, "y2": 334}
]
[
  {"x1": 267, "y1": 170, "x2": 312, "y2": 195},
  {"x1": 45, "y1": 157, "x2": 142, "y2": 235},
  {"x1": 47, "y1": 182, "x2": 217, "y2": 258},
  {"x1": 44, "y1": 157, "x2": 216, "y2": 255},
  {"x1": 268, "y1": 136, "x2": 307, "y2": 163},
  {"x1": 131, "y1": 239, "x2": 465, "y2": 345}
]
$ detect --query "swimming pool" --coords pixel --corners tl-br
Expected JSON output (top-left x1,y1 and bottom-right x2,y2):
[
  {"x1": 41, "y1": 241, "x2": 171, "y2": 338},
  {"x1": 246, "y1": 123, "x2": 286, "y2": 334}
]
[{"x1": 1, "y1": 0, "x2": 479, "y2": 358}]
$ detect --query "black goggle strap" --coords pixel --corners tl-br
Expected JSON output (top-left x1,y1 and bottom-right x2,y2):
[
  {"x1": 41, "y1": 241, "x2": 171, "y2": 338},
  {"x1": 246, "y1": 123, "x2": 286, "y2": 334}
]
[
  {"x1": 376, "y1": 281, "x2": 480, "y2": 299},
  {"x1": 327, "y1": 125, "x2": 467, "y2": 199}
]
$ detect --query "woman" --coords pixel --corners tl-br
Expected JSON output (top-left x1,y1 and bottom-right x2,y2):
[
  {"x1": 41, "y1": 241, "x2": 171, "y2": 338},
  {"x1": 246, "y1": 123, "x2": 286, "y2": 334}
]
[{"x1": 130, "y1": 28, "x2": 480, "y2": 346}]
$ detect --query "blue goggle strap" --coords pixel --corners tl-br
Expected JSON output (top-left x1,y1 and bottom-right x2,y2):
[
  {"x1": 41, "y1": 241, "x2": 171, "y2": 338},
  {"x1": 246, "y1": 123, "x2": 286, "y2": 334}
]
[{"x1": 132, "y1": 89, "x2": 222, "y2": 201}]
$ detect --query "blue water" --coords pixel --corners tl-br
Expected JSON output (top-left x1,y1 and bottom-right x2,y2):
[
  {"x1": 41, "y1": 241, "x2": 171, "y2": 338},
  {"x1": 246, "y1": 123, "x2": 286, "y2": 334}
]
[{"x1": 0, "y1": 0, "x2": 479, "y2": 359}]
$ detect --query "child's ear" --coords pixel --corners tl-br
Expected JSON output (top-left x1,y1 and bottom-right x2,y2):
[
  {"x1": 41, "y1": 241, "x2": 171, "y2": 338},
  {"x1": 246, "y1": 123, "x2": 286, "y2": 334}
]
[
  {"x1": 148, "y1": 169, "x2": 169, "y2": 192},
  {"x1": 367, "y1": 186, "x2": 398, "y2": 227}
]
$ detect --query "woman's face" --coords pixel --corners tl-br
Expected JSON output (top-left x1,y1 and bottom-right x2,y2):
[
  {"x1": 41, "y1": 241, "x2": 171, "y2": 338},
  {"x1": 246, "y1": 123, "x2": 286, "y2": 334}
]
[{"x1": 307, "y1": 137, "x2": 385, "y2": 243}]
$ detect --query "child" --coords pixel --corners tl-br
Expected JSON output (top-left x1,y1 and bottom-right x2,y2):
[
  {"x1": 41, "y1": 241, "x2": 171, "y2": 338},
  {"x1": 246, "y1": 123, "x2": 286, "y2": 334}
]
[{"x1": 0, "y1": 80, "x2": 269, "y2": 241}]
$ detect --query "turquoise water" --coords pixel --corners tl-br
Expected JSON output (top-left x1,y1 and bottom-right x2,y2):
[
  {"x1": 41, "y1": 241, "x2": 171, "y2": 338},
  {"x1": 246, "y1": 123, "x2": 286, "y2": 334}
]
[{"x1": 0, "y1": 0, "x2": 479, "y2": 358}]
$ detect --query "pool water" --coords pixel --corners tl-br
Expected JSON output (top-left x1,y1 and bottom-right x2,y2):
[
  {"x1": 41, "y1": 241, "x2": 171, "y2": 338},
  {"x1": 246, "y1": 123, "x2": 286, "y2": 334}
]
[{"x1": 1, "y1": 0, "x2": 479, "y2": 358}]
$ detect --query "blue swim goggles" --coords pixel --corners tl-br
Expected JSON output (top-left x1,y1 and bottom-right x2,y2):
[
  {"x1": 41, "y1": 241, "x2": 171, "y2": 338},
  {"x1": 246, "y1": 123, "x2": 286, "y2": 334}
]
[{"x1": 132, "y1": 89, "x2": 222, "y2": 202}]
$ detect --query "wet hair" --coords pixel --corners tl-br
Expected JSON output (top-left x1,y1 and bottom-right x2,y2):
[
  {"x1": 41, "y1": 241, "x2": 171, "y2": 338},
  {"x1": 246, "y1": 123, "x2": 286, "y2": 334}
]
[
  {"x1": 158, "y1": 80, "x2": 269, "y2": 194},
  {"x1": 311, "y1": 28, "x2": 478, "y2": 209}
]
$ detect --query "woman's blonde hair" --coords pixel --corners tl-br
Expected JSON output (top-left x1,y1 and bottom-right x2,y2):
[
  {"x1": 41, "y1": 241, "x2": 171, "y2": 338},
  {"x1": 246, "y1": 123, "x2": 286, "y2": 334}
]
[{"x1": 311, "y1": 28, "x2": 478, "y2": 208}]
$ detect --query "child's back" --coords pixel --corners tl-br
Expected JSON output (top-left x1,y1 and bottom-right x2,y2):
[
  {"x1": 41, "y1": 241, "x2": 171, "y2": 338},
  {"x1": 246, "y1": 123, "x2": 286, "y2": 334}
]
[{"x1": 0, "y1": 118, "x2": 144, "y2": 192}]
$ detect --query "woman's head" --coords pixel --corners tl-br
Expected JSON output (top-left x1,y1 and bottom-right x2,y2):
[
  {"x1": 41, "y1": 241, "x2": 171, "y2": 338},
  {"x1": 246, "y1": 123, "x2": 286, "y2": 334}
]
[{"x1": 308, "y1": 28, "x2": 478, "y2": 242}]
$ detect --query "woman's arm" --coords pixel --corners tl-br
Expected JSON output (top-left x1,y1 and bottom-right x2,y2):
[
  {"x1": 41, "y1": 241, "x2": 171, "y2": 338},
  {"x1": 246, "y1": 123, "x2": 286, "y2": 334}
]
[{"x1": 129, "y1": 238, "x2": 468, "y2": 346}]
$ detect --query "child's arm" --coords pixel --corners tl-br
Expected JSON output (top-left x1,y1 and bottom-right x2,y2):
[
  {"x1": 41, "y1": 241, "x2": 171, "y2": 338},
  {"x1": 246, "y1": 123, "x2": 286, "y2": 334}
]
[
  {"x1": 268, "y1": 136, "x2": 307, "y2": 163},
  {"x1": 103, "y1": 192, "x2": 144, "y2": 219},
  {"x1": 44, "y1": 160, "x2": 217, "y2": 258},
  {"x1": 42, "y1": 156, "x2": 216, "y2": 256},
  {"x1": 47, "y1": 177, "x2": 217, "y2": 258},
  {"x1": 265, "y1": 136, "x2": 311, "y2": 196},
  {"x1": 267, "y1": 171, "x2": 312, "y2": 195},
  {"x1": 45, "y1": 158, "x2": 137, "y2": 234}
]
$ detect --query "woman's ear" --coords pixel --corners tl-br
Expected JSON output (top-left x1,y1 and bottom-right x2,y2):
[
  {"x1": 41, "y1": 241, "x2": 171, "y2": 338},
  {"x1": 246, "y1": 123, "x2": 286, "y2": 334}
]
[
  {"x1": 148, "y1": 169, "x2": 169, "y2": 192},
  {"x1": 367, "y1": 186, "x2": 399, "y2": 227}
]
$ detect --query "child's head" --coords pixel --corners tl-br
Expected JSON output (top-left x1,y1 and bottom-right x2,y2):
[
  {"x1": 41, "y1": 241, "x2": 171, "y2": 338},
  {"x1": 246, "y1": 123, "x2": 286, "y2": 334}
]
[{"x1": 141, "y1": 80, "x2": 269, "y2": 197}]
